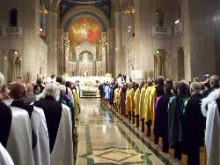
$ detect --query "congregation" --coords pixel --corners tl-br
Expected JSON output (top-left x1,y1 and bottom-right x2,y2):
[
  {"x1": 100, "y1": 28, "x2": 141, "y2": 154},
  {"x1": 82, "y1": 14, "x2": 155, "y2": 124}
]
[
  {"x1": 99, "y1": 74, "x2": 220, "y2": 165},
  {"x1": 1, "y1": 71, "x2": 220, "y2": 165},
  {"x1": 0, "y1": 72, "x2": 80, "y2": 165}
]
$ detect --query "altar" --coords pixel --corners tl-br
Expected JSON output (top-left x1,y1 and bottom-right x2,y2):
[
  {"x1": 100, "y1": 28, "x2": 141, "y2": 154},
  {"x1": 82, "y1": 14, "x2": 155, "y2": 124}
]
[{"x1": 65, "y1": 76, "x2": 112, "y2": 98}]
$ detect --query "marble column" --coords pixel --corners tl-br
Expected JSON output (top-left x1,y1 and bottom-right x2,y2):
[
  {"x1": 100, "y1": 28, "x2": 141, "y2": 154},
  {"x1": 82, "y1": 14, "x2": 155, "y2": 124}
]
[
  {"x1": 107, "y1": 28, "x2": 115, "y2": 77},
  {"x1": 134, "y1": 0, "x2": 154, "y2": 78},
  {"x1": 214, "y1": 0, "x2": 220, "y2": 74},
  {"x1": 185, "y1": 0, "x2": 215, "y2": 79},
  {"x1": 22, "y1": 0, "x2": 39, "y2": 82},
  {"x1": 46, "y1": 11, "x2": 58, "y2": 76},
  {"x1": 58, "y1": 28, "x2": 65, "y2": 75},
  {"x1": 101, "y1": 32, "x2": 107, "y2": 75},
  {"x1": 115, "y1": 12, "x2": 123, "y2": 76},
  {"x1": 182, "y1": 0, "x2": 192, "y2": 80},
  {"x1": 63, "y1": 32, "x2": 70, "y2": 74}
]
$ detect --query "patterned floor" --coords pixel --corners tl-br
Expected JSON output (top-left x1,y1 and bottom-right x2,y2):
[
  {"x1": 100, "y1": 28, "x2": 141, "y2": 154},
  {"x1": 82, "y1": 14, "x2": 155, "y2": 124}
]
[{"x1": 76, "y1": 98, "x2": 180, "y2": 165}]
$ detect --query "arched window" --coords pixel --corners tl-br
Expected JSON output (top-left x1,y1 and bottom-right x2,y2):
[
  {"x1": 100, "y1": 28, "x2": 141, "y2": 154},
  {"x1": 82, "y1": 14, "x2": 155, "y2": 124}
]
[
  {"x1": 156, "y1": 9, "x2": 164, "y2": 27},
  {"x1": 10, "y1": 9, "x2": 17, "y2": 27}
]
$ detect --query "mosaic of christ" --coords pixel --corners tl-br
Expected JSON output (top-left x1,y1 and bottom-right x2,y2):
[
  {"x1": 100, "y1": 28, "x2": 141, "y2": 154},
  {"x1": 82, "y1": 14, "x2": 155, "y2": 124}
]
[{"x1": 69, "y1": 16, "x2": 102, "y2": 46}]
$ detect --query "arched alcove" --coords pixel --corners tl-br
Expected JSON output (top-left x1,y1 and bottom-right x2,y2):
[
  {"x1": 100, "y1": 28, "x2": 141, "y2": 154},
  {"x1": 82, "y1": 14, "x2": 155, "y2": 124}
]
[
  {"x1": 154, "y1": 49, "x2": 167, "y2": 79},
  {"x1": 155, "y1": 8, "x2": 164, "y2": 27},
  {"x1": 79, "y1": 51, "x2": 93, "y2": 62},
  {"x1": 7, "y1": 50, "x2": 21, "y2": 82}
]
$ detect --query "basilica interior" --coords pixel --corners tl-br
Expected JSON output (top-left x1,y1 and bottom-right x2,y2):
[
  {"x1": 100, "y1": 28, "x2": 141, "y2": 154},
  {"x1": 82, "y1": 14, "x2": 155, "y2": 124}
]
[
  {"x1": 0, "y1": 0, "x2": 220, "y2": 165},
  {"x1": 0, "y1": 0, "x2": 219, "y2": 82}
]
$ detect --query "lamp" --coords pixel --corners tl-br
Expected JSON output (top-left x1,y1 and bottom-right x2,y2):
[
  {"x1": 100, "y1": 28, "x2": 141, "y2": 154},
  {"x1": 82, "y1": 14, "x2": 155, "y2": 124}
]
[
  {"x1": 39, "y1": 2, "x2": 48, "y2": 15},
  {"x1": 175, "y1": 19, "x2": 181, "y2": 24},
  {"x1": 124, "y1": 0, "x2": 135, "y2": 15}
]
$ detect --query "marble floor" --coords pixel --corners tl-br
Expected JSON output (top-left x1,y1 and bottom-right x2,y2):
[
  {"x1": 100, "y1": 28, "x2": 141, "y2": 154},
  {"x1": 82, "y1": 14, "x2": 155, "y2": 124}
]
[{"x1": 76, "y1": 98, "x2": 180, "y2": 165}]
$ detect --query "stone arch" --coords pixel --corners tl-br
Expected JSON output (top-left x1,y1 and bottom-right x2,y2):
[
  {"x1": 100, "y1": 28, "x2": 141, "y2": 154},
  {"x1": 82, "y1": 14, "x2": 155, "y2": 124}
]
[
  {"x1": 154, "y1": 49, "x2": 167, "y2": 79},
  {"x1": 177, "y1": 47, "x2": 185, "y2": 80},
  {"x1": 7, "y1": 50, "x2": 22, "y2": 82},
  {"x1": 51, "y1": 0, "x2": 121, "y2": 12},
  {"x1": 79, "y1": 51, "x2": 93, "y2": 61},
  {"x1": 61, "y1": 5, "x2": 110, "y2": 32}
]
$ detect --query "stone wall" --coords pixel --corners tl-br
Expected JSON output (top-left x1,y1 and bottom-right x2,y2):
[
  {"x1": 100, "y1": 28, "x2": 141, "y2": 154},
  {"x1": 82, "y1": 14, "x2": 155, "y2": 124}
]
[{"x1": 0, "y1": 0, "x2": 49, "y2": 82}]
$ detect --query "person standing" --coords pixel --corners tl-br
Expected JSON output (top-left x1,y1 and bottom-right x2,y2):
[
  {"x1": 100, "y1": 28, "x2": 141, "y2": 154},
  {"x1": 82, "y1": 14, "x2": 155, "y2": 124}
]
[
  {"x1": 154, "y1": 83, "x2": 173, "y2": 153},
  {"x1": 201, "y1": 88, "x2": 220, "y2": 165},
  {"x1": 182, "y1": 82, "x2": 205, "y2": 165}
]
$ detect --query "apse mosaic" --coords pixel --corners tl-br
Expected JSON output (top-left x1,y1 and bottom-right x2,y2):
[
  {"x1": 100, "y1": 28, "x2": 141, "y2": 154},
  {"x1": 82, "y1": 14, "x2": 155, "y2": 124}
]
[{"x1": 69, "y1": 16, "x2": 102, "y2": 45}]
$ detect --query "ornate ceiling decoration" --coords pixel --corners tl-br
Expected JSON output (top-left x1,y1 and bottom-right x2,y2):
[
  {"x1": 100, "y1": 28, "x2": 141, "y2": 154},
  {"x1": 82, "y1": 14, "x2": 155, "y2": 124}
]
[{"x1": 60, "y1": 0, "x2": 111, "y2": 18}]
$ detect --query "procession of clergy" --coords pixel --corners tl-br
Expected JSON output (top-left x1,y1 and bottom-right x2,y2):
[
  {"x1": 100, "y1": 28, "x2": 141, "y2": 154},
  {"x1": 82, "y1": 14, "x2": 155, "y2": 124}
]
[
  {"x1": 0, "y1": 72, "x2": 80, "y2": 165},
  {"x1": 100, "y1": 74, "x2": 220, "y2": 165}
]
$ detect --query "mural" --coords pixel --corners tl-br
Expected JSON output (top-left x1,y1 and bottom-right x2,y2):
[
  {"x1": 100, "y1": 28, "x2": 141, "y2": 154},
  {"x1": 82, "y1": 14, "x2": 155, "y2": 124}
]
[
  {"x1": 67, "y1": 15, "x2": 105, "y2": 76},
  {"x1": 69, "y1": 16, "x2": 102, "y2": 45}
]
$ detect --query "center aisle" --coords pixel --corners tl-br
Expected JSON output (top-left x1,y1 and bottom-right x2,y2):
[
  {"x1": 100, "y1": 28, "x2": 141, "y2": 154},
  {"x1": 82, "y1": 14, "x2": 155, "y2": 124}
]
[{"x1": 76, "y1": 98, "x2": 177, "y2": 165}]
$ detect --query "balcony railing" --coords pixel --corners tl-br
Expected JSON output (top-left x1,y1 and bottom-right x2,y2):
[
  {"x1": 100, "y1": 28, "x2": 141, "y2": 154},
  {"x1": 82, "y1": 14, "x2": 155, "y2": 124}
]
[
  {"x1": 0, "y1": 27, "x2": 23, "y2": 37},
  {"x1": 152, "y1": 26, "x2": 172, "y2": 36}
]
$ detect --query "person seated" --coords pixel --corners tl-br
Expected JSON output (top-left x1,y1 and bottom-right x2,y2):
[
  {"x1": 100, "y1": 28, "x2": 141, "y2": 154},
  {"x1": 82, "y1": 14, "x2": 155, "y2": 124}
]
[
  {"x1": 9, "y1": 83, "x2": 50, "y2": 165},
  {"x1": 34, "y1": 83, "x2": 74, "y2": 165}
]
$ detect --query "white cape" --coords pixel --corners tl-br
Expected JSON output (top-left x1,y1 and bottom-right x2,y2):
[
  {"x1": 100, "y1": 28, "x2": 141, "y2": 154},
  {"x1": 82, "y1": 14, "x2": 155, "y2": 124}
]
[
  {"x1": 32, "y1": 107, "x2": 50, "y2": 165},
  {"x1": 201, "y1": 89, "x2": 220, "y2": 165},
  {"x1": 6, "y1": 107, "x2": 35, "y2": 165},
  {"x1": 0, "y1": 143, "x2": 14, "y2": 165},
  {"x1": 50, "y1": 104, "x2": 74, "y2": 165}
]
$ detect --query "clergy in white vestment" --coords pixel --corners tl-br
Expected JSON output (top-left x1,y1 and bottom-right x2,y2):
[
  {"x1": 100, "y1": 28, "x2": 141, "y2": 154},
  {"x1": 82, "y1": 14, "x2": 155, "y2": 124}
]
[
  {"x1": 6, "y1": 103, "x2": 35, "y2": 165},
  {"x1": 0, "y1": 143, "x2": 14, "y2": 165},
  {"x1": 201, "y1": 88, "x2": 220, "y2": 165},
  {"x1": 9, "y1": 83, "x2": 50, "y2": 165},
  {"x1": 34, "y1": 83, "x2": 74, "y2": 165},
  {"x1": 0, "y1": 73, "x2": 34, "y2": 165}
]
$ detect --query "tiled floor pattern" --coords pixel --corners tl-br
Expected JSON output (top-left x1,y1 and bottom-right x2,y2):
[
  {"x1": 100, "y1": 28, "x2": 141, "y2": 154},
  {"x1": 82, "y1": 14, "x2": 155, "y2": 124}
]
[{"x1": 76, "y1": 98, "x2": 180, "y2": 165}]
